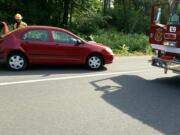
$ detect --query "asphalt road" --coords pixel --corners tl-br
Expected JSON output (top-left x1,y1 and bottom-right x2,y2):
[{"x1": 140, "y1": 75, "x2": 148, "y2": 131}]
[{"x1": 0, "y1": 56, "x2": 180, "y2": 135}]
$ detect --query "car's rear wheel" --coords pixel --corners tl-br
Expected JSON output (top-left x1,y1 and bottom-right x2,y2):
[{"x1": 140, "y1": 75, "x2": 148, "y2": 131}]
[
  {"x1": 7, "y1": 53, "x2": 27, "y2": 71},
  {"x1": 87, "y1": 54, "x2": 103, "y2": 70}
]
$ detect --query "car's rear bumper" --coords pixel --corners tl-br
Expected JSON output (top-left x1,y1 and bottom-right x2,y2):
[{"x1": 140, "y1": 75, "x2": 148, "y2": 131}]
[{"x1": 104, "y1": 54, "x2": 114, "y2": 64}]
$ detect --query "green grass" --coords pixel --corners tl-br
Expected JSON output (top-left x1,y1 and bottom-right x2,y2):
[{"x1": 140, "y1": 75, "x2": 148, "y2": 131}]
[{"x1": 91, "y1": 29, "x2": 152, "y2": 56}]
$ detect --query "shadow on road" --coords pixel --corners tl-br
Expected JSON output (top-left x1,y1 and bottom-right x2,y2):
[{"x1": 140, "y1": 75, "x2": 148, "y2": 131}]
[
  {"x1": 91, "y1": 75, "x2": 180, "y2": 135},
  {"x1": 0, "y1": 64, "x2": 107, "y2": 77}
]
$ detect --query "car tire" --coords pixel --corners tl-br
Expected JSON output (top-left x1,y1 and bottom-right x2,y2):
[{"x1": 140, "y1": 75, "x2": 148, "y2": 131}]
[
  {"x1": 86, "y1": 54, "x2": 104, "y2": 70},
  {"x1": 7, "y1": 53, "x2": 28, "y2": 71}
]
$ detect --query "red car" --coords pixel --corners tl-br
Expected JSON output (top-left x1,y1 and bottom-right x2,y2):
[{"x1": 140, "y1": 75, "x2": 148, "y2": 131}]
[{"x1": 0, "y1": 26, "x2": 114, "y2": 71}]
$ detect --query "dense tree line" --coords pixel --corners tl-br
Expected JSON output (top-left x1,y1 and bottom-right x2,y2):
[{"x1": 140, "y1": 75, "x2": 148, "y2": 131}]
[{"x1": 0, "y1": 0, "x2": 168, "y2": 34}]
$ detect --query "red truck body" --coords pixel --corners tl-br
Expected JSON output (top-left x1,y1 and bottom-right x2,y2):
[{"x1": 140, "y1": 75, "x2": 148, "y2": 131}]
[{"x1": 150, "y1": 0, "x2": 180, "y2": 73}]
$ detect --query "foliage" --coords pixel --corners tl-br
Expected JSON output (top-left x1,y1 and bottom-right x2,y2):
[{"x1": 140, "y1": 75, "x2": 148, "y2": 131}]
[
  {"x1": 0, "y1": 0, "x2": 156, "y2": 34},
  {"x1": 73, "y1": 12, "x2": 111, "y2": 34},
  {"x1": 92, "y1": 29, "x2": 152, "y2": 55}
]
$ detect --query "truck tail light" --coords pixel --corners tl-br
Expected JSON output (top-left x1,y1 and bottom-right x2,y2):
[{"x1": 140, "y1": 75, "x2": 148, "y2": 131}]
[{"x1": 164, "y1": 33, "x2": 177, "y2": 40}]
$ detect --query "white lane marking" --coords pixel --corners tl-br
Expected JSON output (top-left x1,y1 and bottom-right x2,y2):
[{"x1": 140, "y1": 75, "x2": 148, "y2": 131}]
[{"x1": 0, "y1": 69, "x2": 150, "y2": 86}]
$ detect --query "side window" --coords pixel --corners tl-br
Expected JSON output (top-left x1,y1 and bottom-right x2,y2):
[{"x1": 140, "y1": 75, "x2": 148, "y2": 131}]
[
  {"x1": 169, "y1": 3, "x2": 180, "y2": 24},
  {"x1": 52, "y1": 30, "x2": 77, "y2": 44},
  {"x1": 154, "y1": 4, "x2": 169, "y2": 24},
  {"x1": 23, "y1": 29, "x2": 49, "y2": 41}
]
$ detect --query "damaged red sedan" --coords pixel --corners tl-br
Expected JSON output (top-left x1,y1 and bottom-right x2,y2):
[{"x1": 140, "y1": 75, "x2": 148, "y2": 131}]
[{"x1": 0, "y1": 26, "x2": 114, "y2": 71}]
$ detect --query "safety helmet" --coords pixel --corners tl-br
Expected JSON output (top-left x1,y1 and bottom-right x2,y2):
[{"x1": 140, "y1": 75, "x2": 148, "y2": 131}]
[{"x1": 15, "y1": 13, "x2": 23, "y2": 20}]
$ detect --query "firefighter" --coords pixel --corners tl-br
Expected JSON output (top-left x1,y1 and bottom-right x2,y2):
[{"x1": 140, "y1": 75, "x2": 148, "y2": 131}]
[{"x1": 14, "y1": 13, "x2": 27, "y2": 30}]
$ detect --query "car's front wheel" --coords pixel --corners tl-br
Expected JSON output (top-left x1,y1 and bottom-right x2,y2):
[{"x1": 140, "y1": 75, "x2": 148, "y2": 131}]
[
  {"x1": 87, "y1": 54, "x2": 103, "y2": 70},
  {"x1": 7, "y1": 53, "x2": 27, "y2": 71}
]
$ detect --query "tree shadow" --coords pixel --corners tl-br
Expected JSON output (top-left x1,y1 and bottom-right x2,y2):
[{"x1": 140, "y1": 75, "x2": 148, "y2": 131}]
[
  {"x1": 91, "y1": 75, "x2": 180, "y2": 135},
  {"x1": 0, "y1": 64, "x2": 107, "y2": 77}
]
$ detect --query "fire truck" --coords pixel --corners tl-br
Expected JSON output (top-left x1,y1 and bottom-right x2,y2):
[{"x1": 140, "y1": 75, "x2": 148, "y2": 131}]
[{"x1": 150, "y1": 0, "x2": 180, "y2": 73}]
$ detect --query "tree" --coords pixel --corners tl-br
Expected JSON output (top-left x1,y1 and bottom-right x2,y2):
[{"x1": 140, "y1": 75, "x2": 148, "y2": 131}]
[{"x1": 63, "y1": 0, "x2": 71, "y2": 25}]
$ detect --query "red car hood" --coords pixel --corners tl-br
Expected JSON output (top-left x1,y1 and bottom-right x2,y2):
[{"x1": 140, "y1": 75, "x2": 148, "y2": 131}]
[{"x1": 87, "y1": 41, "x2": 107, "y2": 48}]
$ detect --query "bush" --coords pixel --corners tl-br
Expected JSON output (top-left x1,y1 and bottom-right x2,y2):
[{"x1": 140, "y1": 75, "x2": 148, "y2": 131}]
[
  {"x1": 73, "y1": 12, "x2": 111, "y2": 34},
  {"x1": 92, "y1": 29, "x2": 152, "y2": 55}
]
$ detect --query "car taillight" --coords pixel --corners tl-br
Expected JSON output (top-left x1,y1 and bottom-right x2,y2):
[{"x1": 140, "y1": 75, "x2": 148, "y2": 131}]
[{"x1": 164, "y1": 33, "x2": 177, "y2": 40}]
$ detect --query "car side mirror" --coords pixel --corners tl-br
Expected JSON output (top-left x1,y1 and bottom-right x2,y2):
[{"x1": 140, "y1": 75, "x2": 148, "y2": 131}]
[
  {"x1": 70, "y1": 38, "x2": 82, "y2": 45},
  {"x1": 76, "y1": 39, "x2": 82, "y2": 45}
]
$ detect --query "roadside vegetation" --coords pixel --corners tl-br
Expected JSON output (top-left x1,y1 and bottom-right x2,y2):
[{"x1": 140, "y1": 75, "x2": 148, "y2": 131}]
[
  {"x1": 93, "y1": 29, "x2": 151, "y2": 56},
  {"x1": 0, "y1": 0, "x2": 160, "y2": 55},
  {"x1": 77, "y1": 30, "x2": 151, "y2": 56}
]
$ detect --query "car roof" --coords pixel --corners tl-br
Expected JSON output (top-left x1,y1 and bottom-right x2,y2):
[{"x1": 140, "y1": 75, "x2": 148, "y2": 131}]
[
  {"x1": 7, "y1": 25, "x2": 70, "y2": 36},
  {"x1": 23, "y1": 25, "x2": 69, "y2": 31}
]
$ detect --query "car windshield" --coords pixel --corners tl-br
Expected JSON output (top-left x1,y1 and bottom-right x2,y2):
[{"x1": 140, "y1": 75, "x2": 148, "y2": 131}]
[{"x1": 168, "y1": 1, "x2": 180, "y2": 24}]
